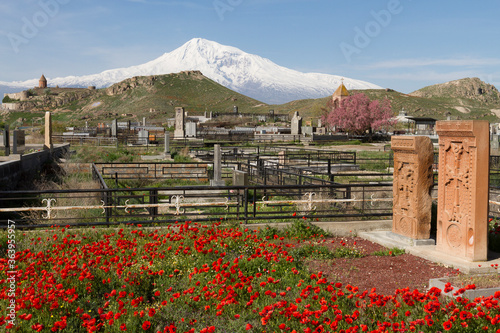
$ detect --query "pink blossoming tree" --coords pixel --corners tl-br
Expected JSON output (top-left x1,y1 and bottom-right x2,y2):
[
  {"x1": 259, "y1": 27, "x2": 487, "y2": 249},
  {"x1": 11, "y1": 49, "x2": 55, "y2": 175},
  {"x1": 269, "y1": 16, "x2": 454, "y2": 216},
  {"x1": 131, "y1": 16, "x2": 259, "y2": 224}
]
[{"x1": 322, "y1": 93, "x2": 395, "y2": 138}]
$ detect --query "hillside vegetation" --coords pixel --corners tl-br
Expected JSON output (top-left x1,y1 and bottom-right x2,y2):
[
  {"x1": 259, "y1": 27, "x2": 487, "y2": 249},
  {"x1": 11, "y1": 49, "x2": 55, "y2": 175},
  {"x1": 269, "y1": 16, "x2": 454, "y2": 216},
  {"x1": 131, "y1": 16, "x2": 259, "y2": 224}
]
[{"x1": 2, "y1": 74, "x2": 500, "y2": 128}]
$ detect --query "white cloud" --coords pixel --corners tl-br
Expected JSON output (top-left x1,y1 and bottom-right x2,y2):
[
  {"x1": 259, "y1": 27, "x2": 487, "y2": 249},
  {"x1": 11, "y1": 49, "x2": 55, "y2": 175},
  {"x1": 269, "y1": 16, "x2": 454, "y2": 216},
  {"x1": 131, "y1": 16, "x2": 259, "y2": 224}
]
[{"x1": 364, "y1": 57, "x2": 500, "y2": 69}]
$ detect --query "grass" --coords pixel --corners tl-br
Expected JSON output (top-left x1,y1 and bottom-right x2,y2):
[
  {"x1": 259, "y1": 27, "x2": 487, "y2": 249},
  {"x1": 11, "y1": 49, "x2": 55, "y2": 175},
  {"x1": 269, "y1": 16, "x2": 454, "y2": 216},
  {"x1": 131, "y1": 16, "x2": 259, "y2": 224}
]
[{"x1": 372, "y1": 247, "x2": 406, "y2": 256}]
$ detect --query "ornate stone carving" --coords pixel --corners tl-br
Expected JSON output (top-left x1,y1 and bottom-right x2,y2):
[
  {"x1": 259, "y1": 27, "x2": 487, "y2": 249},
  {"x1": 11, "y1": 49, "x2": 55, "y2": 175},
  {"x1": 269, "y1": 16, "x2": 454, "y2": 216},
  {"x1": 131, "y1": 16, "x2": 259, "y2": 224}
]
[
  {"x1": 436, "y1": 120, "x2": 489, "y2": 261},
  {"x1": 391, "y1": 136, "x2": 434, "y2": 239}
]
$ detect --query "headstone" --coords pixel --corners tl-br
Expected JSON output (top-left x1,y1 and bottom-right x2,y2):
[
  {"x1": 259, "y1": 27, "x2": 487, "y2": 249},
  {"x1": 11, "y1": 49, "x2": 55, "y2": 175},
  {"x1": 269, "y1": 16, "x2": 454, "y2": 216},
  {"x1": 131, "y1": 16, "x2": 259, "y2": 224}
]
[
  {"x1": 3, "y1": 125, "x2": 10, "y2": 156},
  {"x1": 391, "y1": 136, "x2": 434, "y2": 239},
  {"x1": 209, "y1": 111, "x2": 213, "y2": 119},
  {"x1": 44, "y1": 112, "x2": 53, "y2": 151},
  {"x1": 491, "y1": 134, "x2": 499, "y2": 150},
  {"x1": 233, "y1": 106, "x2": 238, "y2": 114},
  {"x1": 143, "y1": 117, "x2": 147, "y2": 126},
  {"x1": 174, "y1": 107, "x2": 185, "y2": 139},
  {"x1": 233, "y1": 170, "x2": 248, "y2": 186},
  {"x1": 164, "y1": 133, "x2": 171, "y2": 159},
  {"x1": 435, "y1": 120, "x2": 489, "y2": 261},
  {"x1": 186, "y1": 122, "x2": 197, "y2": 138},
  {"x1": 301, "y1": 126, "x2": 313, "y2": 136},
  {"x1": 318, "y1": 118, "x2": 322, "y2": 128},
  {"x1": 111, "y1": 119, "x2": 118, "y2": 137},
  {"x1": 138, "y1": 129, "x2": 149, "y2": 145},
  {"x1": 315, "y1": 127, "x2": 326, "y2": 135},
  {"x1": 291, "y1": 112, "x2": 302, "y2": 135},
  {"x1": 12, "y1": 130, "x2": 26, "y2": 154},
  {"x1": 211, "y1": 144, "x2": 225, "y2": 186}
]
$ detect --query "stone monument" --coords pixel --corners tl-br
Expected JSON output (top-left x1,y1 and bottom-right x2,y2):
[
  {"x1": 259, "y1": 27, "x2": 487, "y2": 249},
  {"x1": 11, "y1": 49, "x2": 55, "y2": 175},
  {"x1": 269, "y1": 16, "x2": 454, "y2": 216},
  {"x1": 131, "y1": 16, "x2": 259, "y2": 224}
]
[
  {"x1": 174, "y1": 107, "x2": 185, "y2": 139},
  {"x1": 210, "y1": 144, "x2": 225, "y2": 186},
  {"x1": 44, "y1": 112, "x2": 53, "y2": 151},
  {"x1": 391, "y1": 136, "x2": 434, "y2": 239},
  {"x1": 291, "y1": 112, "x2": 302, "y2": 135},
  {"x1": 138, "y1": 130, "x2": 149, "y2": 145},
  {"x1": 186, "y1": 122, "x2": 197, "y2": 138},
  {"x1": 111, "y1": 119, "x2": 118, "y2": 137},
  {"x1": 435, "y1": 120, "x2": 489, "y2": 261},
  {"x1": 12, "y1": 130, "x2": 26, "y2": 154}
]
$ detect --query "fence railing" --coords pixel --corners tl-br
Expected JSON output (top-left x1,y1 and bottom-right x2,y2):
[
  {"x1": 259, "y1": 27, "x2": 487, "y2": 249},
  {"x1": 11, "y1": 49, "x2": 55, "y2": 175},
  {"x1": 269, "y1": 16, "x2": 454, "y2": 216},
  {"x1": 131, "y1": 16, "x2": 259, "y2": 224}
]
[{"x1": 0, "y1": 183, "x2": 395, "y2": 228}]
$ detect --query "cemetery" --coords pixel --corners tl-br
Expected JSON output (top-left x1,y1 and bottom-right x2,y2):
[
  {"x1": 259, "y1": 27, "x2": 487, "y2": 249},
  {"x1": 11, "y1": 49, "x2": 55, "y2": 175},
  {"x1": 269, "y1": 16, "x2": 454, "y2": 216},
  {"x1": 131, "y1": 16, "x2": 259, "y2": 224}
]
[{"x1": 1, "y1": 111, "x2": 500, "y2": 332}]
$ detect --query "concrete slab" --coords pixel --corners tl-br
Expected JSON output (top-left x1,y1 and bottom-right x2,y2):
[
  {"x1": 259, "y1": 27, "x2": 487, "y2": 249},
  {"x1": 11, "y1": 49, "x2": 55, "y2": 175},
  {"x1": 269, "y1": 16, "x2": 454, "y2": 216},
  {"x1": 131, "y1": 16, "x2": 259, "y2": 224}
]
[{"x1": 359, "y1": 230, "x2": 500, "y2": 274}]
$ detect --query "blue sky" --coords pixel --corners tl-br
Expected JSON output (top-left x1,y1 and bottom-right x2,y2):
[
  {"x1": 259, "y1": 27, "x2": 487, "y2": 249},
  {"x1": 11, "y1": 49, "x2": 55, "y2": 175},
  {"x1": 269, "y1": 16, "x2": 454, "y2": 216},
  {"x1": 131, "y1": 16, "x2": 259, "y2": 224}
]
[{"x1": 1, "y1": 0, "x2": 499, "y2": 93}]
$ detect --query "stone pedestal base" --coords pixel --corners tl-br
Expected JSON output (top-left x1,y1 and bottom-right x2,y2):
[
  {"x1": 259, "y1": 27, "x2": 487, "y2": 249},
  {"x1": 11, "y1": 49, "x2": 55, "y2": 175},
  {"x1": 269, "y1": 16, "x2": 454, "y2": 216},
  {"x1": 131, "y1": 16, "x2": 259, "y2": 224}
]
[{"x1": 210, "y1": 180, "x2": 226, "y2": 186}]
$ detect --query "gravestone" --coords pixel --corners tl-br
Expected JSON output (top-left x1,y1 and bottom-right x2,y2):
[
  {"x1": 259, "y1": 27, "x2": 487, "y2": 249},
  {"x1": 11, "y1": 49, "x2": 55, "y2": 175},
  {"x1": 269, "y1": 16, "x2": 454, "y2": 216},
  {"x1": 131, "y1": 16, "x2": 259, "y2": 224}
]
[
  {"x1": 111, "y1": 119, "x2": 118, "y2": 137},
  {"x1": 301, "y1": 126, "x2": 313, "y2": 136},
  {"x1": 315, "y1": 127, "x2": 326, "y2": 135},
  {"x1": 174, "y1": 107, "x2": 185, "y2": 139},
  {"x1": 186, "y1": 122, "x2": 197, "y2": 138},
  {"x1": 44, "y1": 112, "x2": 53, "y2": 151},
  {"x1": 164, "y1": 134, "x2": 171, "y2": 158},
  {"x1": 291, "y1": 112, "x2": 302, "y2": 135},
  {"x1": 391, "y1": 136, "x2": 434, "y2": 239},
  {"x1": 210, "y1": 144, "x2": 225, "y2": 186},
  {"x1": 233, "y1": 106, "x2": 238, "y2": 114},
  {"x1": 12, "y1": 130, "x2": 26, "y2": 154},
  {"x1": 435, "y1": 120, "x2": 489, "y2": 261},
  {"x1": 143, "y1": 117, "x2": 147, "y2": 126},
  {"x1": 233, "y1": 170, "x2": 248, "y2": 186},
  {"x1": 491, "y1": 134, "x2": 499, "y2": 150},
  {"x1": 318, "y1": 118, "x2": 322, "y2": 128},
  {"x1": 3, "y1": 125, "x2": 10, "y2": 156},
  {"x1": 138, "y1": 130, "x2": 149, "y2": 145}
]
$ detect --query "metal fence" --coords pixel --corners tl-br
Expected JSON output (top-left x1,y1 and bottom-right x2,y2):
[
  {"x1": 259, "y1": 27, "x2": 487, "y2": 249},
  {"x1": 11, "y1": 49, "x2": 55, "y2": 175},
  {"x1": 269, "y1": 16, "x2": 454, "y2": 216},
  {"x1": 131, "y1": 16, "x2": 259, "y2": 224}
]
[{"x1": 0, "y1": 182, "x2": 394, "y2": 228}]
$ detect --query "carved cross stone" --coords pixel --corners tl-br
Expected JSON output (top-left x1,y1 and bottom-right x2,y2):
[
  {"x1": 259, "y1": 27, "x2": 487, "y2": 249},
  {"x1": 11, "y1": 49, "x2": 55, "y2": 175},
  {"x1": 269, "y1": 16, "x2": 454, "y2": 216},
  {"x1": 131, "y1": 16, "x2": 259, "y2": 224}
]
[
  {"x1": 391, "y1": 136, "x2": 434, "y2": 239},
  {"x1": 436, "y1": 120, "x2": 489, "y2": 261}
]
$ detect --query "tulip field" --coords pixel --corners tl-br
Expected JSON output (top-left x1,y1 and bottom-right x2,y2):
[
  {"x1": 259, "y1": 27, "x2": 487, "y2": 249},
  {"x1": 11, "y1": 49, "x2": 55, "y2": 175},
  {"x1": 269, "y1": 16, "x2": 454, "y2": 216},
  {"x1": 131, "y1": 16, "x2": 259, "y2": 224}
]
[{"x1": 1, "y1": 219, "x2": 500, "y2": 332}]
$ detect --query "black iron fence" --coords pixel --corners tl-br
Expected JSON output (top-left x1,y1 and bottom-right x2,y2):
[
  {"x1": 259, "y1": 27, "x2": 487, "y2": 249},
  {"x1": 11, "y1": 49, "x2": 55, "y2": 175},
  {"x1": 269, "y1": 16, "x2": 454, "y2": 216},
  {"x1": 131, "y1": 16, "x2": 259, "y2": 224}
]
[{"x1": 0, "y1": 183, "x2": 394, "y2": 228}]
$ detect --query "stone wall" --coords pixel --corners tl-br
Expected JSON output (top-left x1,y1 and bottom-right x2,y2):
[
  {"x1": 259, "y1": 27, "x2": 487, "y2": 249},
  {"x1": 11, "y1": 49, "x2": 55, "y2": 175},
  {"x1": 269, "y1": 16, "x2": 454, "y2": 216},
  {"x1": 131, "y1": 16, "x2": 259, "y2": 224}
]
[
  {"x1": 1, "y1": 103, "x2": 21, "y2": 111},
  {"x1": 0, "y1": 144, "x2": 69, "y2": 190}
]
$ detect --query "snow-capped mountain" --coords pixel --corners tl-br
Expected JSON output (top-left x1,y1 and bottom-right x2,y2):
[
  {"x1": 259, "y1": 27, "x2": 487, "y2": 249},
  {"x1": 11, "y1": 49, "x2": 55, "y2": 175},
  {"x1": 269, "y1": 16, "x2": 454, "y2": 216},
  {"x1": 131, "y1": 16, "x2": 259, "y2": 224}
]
[{"x1": 0, "y1": 38, "x2": 382, "y2": 104}]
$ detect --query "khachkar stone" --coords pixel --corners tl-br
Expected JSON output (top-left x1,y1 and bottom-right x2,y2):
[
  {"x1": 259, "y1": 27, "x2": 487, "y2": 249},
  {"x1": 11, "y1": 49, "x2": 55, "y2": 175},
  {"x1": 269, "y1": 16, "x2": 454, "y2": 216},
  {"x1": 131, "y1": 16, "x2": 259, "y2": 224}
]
[
  {"x1": 391, "y1": 136, "x2": 434, "y2": 239},
  {"x1": 174, "y1": 107, "x2": 185, "y2": 139},
  {"x1": 44, "y1": 111, "x2": 53, "y2": 151},
  {"x1": 436, "y1": 120, "x2": 489, "y2": 261},
  {"x1": 291, "y1": 111, "x2": 302, "y2": 135}
]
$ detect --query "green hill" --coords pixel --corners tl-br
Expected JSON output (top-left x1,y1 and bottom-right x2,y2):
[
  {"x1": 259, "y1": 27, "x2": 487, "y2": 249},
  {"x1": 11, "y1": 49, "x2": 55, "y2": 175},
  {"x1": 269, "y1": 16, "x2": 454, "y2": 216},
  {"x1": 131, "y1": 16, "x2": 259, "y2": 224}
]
[{"x1": 3, "y1": 74, "x2": 500, "y2": 129}]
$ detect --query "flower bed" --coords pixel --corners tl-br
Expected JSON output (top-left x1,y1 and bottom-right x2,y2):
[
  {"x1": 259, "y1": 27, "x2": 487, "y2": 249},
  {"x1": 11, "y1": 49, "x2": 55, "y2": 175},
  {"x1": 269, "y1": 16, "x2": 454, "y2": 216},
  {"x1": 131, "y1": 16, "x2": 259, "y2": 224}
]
[{"x1": 1, "y1": 221, "x2": 500, "y2": 332}]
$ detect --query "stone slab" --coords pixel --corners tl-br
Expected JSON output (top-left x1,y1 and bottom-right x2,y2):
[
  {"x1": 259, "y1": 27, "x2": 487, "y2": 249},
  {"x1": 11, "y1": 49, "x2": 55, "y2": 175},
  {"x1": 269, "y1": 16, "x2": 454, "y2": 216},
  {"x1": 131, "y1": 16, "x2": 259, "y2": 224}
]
[
  {"x1": 429, "y1": 277, "x2": 500, "y2": 299},
  {"x1": 435, "y1": 120, "x2": 490, "y2": 262},
  {"x1": 359, "y1": 230, "x2": 500, "y2": 274},
  {"x1": 391, "y1": 136, "x2": 434, "y2": 239}
]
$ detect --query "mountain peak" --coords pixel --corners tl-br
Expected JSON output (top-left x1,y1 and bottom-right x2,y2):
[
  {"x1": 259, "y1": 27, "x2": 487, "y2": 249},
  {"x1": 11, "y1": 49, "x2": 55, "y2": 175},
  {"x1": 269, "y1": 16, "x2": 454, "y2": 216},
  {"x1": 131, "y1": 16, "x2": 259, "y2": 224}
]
[{"x1": 0, "y1": 39, "x2": 382, "y2": 104}]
